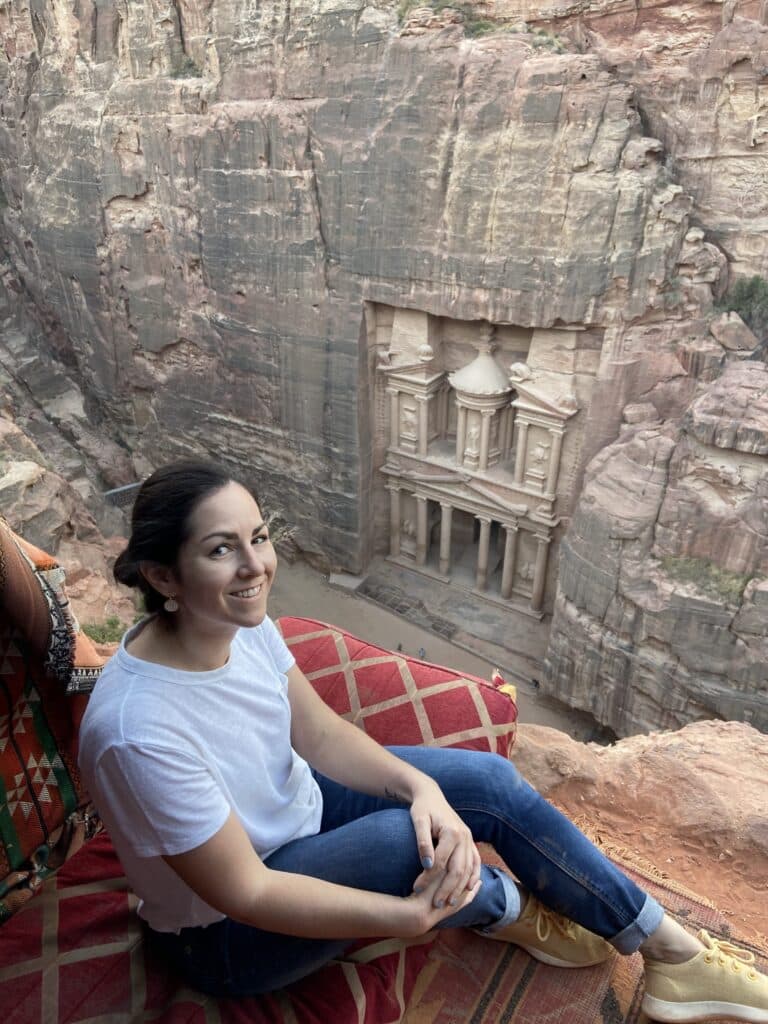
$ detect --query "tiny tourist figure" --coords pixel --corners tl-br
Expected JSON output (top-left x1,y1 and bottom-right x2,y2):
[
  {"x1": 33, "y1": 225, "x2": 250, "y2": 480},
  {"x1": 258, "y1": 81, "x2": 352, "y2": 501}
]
[{"x1": 79, "y1": 460, "x2": 768, "y2": 1020}]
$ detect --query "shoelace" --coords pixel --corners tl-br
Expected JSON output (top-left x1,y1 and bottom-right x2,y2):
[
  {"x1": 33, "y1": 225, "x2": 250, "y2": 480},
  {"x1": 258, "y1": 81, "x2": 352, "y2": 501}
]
[
  {"x1": 699, "y1": 930, "x2": 760, "y2": 981},
  {"x1": 533, "y1": 904, "x2": 579, "y2": 944}
]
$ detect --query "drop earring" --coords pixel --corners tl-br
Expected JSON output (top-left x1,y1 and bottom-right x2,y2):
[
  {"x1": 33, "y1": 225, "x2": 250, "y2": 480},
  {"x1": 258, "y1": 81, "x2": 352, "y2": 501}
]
[{"x1": 164, "y1": 595, "x2": 179, "y2": 613}]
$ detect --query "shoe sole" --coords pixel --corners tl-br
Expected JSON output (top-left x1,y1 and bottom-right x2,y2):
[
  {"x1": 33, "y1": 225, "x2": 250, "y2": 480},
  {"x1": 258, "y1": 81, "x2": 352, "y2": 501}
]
[
  {"x1": 520, "y1": 943, "x2": 609, "y2": 969},
  {"x1": 642, "y1": 992, "x2": 768, "y2": 1023}
]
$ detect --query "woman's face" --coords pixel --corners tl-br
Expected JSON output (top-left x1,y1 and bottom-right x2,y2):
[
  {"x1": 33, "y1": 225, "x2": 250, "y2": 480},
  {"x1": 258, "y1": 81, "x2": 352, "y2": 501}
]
[{"x1": 168, "y1": 481, "x2": 277, "y2": 636}]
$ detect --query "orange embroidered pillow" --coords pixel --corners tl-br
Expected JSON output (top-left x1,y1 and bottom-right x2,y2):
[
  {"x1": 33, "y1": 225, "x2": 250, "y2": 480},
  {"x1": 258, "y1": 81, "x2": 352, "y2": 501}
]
[{"x1": 0, "y1": 520, "x2": 103, "y2": 922}]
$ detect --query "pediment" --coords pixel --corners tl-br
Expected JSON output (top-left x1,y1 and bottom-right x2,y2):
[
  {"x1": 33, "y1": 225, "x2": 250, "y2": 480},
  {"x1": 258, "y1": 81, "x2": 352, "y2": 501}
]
[
  {"x1": 382, "y1": 462, "x2": 532, "y2": 519},
  {"x1": 512, "y1": 382, "x2": 578, "y2": 419}
]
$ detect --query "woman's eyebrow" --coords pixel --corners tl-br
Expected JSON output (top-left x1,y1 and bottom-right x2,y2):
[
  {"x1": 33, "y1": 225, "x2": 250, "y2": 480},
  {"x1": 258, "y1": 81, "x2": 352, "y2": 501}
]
[{"x1": 200, "y1": 524, "x2": 266, "y2": 543}]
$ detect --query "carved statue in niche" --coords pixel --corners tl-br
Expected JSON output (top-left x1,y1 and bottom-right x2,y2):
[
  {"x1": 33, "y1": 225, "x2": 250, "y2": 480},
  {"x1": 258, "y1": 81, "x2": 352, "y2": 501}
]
[
  {"x1": 401, "y1": 518, "x2": 416, "y2": 538},
  {"x1": 466, "y1": 421, "x2": 480, "y2": 455},
  {"x1": 519, "y1": 562, "x2": 535, "y2": 582},
  {"x1": 531, "y1": 441, "x2": 551, "y2": 465},
  {"x1": 401, "y1": 406, "x2": 417, "y2": 439}
]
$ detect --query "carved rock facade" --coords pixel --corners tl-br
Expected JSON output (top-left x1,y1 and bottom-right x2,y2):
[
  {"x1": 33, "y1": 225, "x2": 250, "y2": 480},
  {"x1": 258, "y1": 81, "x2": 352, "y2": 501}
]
[
  {"x1": 373, "y1": 310, "x2": 581, "y2": 616},
  {"x1": 0, "y1": 0, "x2": 719, "y2": 581}
]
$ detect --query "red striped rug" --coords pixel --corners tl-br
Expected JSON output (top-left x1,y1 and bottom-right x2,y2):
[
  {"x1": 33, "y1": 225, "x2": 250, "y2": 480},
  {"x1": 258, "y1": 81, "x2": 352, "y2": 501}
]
[{"x1": 403, "y1": 846, "x2": 768, "y2": 1024}]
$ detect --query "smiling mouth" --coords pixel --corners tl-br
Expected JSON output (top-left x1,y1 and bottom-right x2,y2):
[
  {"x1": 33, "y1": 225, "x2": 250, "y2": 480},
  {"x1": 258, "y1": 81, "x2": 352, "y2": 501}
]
[{"x1": 231, "y1": 584, "x2": 263, "y2": 599}]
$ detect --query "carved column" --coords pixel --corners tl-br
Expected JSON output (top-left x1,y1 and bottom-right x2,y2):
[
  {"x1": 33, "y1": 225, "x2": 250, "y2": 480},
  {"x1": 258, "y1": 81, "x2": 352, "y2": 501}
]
[
  {"x1": 456, "y1": 406, "x2": 467, "y2": 464},
  {"x1": 502, "y1": 407, "x2": 514, "y2": 456},
  {"x1": 416, "y1": 495, "x2": 428, "y2": 566},
  {"x1": 417, "y1": 396, "x2": 428, "y2": 457},
  {"x1": 388, "y1": 387, "x2": 399, "y2": 450},
  {"x1": 545, "y1": 428, "x2": 564, "y2": 496},
  {"x1": 388, "y1": 484, "x2": 401, "y2": 558},
  {"x1": 479, "y1": 410, "x2": 492, "y2": 471},
  {"x1": 475, "y1": 517, "x2": 492, "y2": 591},
  {"x1": 500, "y1": 524, "x2": 518, "y2": 600},
  {"x1": 439, "y1": 503, "x2": 453, "y2": 576},
  {"x1": 514, "y1": 420, "x2": 529, "y2": 484},
  {"x1": 531, "y1": 533, "x2": 551, "y2": 612},
  {"x1": 439, "y1": 384, "x2": 449, "y2": 438}
]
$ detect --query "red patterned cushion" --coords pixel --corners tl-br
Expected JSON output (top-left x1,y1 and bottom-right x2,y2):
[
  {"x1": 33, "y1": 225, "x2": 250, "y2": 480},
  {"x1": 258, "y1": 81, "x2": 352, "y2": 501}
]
[
  {"x1": 278, "y1": 617, "x2": 518, "y2": 755},
  {"x1": 0, "y1": 521, "x2": 103, "y2": 923}
]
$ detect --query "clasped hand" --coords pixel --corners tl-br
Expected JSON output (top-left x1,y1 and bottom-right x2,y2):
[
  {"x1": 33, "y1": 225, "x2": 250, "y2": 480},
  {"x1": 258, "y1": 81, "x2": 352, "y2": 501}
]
[{"x1": 408, "y1": 781, "x2": 482, "y2": 925}]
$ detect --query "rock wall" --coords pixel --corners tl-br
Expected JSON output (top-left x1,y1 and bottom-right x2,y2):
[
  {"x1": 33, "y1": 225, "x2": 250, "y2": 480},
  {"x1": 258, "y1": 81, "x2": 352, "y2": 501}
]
[
  {"x1": 544, "y1": 360, "x2": 768, "y2": 734},
  {"x1": 514, "y1": 719, "x2": 768, "y2": 948},
  {"x1": 0, "y1": 399, "x2": 136, "y2": 628},
  {"x1": 0, "y1": 0, "x2": 767, "y2": 732},
  {"x1": 491, "y1": 1, "x2": 768, "y2": 277},
  {"x1": 0, "y1": 0, "x2": 729, "y2": 572}
]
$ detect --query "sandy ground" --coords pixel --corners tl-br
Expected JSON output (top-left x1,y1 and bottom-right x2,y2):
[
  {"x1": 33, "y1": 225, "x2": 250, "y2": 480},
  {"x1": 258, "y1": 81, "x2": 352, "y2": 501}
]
[{"x1": 269, "y1": 559, "x2": 604, "y2": 741}]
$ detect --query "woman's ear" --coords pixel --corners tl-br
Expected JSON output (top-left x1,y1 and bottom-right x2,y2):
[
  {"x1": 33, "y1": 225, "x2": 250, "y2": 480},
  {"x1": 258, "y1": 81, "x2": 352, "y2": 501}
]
[{"x1": 139, "y1": 561, "x2": 178, "y2": 598}]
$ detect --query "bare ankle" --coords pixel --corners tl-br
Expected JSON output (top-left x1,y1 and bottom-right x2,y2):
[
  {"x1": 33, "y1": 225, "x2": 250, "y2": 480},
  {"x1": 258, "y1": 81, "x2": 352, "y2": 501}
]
[{"x1": 640, "y1": 915, "x2": 704, "y2": 964}]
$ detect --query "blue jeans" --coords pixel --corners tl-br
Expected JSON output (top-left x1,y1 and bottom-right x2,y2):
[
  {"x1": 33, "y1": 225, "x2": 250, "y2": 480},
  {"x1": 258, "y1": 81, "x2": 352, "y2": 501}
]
[{"x1": 146, "y1": 747, "x2": 663, "y2": 996}]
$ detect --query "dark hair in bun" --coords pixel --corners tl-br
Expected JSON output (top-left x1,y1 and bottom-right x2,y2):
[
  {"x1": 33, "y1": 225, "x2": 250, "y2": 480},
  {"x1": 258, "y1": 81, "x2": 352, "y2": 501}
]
[{"x1": 114, "y1": 460, "x2": 260, "y2": 615}]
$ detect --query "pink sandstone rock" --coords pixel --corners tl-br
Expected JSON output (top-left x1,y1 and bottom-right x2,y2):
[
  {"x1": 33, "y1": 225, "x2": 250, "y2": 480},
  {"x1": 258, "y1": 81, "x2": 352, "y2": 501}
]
[
  {"x1": 545, "y1": 362, "x2": 768, "y2": 735},
  {"x1": 710, "y1": 312, "x2": 760, "y2": 353},
  {"x1": 514, "y1": 720, "x2": 768, "y2": 947}
]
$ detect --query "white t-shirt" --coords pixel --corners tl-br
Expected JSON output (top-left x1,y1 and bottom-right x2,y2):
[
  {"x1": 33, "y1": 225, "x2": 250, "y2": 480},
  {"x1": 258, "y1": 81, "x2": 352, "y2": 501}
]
[{"x1": 78, "y1": 615, "x2": 323, "y2": 932}]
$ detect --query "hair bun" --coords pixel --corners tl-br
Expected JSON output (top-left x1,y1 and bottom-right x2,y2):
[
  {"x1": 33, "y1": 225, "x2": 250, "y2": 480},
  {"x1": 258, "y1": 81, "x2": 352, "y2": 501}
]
[{"x1": 113, "y1": 548, "x2": 142, "y2": 587}]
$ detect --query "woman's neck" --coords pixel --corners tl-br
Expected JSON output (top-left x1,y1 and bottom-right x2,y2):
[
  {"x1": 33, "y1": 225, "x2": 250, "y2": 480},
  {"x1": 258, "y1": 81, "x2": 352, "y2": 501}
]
[{"x1": 127, "y1": 615, "x2": 236, "y2": 673}]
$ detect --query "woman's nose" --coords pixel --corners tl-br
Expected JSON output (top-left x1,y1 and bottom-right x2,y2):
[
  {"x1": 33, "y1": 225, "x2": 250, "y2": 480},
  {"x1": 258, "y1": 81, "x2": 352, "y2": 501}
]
[{"x1": 239, "y1": 545, "x2": 264, "y2": 575}]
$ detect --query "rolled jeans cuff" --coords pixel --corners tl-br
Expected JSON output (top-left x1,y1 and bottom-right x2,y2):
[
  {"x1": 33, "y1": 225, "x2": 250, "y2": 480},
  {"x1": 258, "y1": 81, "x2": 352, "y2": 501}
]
[
  {"x1": 475, "y1": 867, "x2": 522, "y2": 934},
  {"x1": 610, "y1": 894, "x2": 665, "y2": 954}
]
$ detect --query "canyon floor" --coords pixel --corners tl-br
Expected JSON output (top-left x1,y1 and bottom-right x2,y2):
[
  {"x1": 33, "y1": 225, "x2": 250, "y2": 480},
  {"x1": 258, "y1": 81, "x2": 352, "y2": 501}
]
[{"x1": 271, "y1": 557, "x2": 624, "y2": 742}]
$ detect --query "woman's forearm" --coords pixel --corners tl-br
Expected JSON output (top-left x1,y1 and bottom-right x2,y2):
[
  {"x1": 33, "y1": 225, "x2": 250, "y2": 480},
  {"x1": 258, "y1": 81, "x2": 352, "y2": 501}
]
[
  {"x1": 236, "y1": 867, "x2": 425, "y2": 938},
  {"x1": 163, "y1": 809, "x2": 477, "y2": 938},
  {"x1": 288, "y1": 665, "x2": 438, "y2": 804},
  {"x1": 309, "y1": 713, "x2": 438, "y2": 805}
]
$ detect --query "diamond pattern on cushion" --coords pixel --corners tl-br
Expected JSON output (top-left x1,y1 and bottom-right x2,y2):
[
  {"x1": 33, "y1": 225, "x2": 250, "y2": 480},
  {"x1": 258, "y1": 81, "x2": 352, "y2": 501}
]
[{"x1": 277, "y1": 617, "x2": 517, "y2": 757}]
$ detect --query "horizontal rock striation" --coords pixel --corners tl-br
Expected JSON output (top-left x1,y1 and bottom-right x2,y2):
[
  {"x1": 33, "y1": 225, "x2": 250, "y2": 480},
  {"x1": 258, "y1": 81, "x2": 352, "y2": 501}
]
[
  {"x1": 506, "y1": 1, "x2": 768, "y2": 278},
  {"x1": 0, "y1": 0, "x2": 766, "y2": 735},
  {"x1": 0, "y1": 0, "x2": 722, "y2": 569}
]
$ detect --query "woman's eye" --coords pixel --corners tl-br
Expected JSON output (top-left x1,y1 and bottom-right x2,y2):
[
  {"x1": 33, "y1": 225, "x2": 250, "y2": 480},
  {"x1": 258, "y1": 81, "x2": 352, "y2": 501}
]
[
  {"x1": 210, "y1": 544, "x2": 230, "y2": 557},
  {"x1": 253, "y1": 533, "x2": 269, "y2": 545}
]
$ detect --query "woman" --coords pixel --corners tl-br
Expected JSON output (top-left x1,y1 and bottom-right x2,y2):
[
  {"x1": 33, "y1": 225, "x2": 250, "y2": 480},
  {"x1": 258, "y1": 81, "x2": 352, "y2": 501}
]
[{"x1": 79, "y1": 460, "x2": 768, "y2": 1020}]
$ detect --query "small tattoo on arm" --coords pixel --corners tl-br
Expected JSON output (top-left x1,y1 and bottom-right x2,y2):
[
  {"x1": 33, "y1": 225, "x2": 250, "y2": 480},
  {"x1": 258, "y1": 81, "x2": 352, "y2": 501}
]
[{"x1": 385, "y1": 786, "x2": 408, "y2": 802}]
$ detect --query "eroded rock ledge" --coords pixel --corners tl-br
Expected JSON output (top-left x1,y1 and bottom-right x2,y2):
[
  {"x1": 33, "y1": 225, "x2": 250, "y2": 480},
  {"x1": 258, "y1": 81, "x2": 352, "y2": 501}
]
[{"x1": 515, "y1": 719, "x2": 768, "y2": 947}]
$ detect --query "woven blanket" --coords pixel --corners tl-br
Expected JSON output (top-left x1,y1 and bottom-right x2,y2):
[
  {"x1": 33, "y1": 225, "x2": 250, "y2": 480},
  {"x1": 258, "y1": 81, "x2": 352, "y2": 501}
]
[
  {"x1": 2, "y1": 829, "x2": 764, "y2": 1024},
  {"x1": 402, "y1": 846, "x2": 768, "y2": 1024}
]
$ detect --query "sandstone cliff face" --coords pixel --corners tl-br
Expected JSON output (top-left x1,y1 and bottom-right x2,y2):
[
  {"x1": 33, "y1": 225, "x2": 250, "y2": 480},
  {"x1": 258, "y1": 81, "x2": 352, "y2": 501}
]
[
  {"x1": 544, "y1": 360, "x2": 768, "y2": 734},
  {"x1": 494, "y1": 1, "x2": 768, "y2": 277},
  {"x1": 0, "y1": 0, "x2": 728, "y2": 572},
  {"x1": 0, "y1": 0, "x2": 767, "y2": 733},
  {"x1": 0, "y1": 274, "x2": 135, "y2": 627}
]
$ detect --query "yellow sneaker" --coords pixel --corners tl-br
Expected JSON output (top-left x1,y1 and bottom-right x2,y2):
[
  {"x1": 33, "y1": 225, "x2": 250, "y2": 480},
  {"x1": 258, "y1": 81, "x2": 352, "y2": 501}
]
[
  {"x1": 480, "y1": 894, "x2": 613, "y2": 968},
  {"x1": 642, "y1": 930, "x2": 768, "y2": 1022}
]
